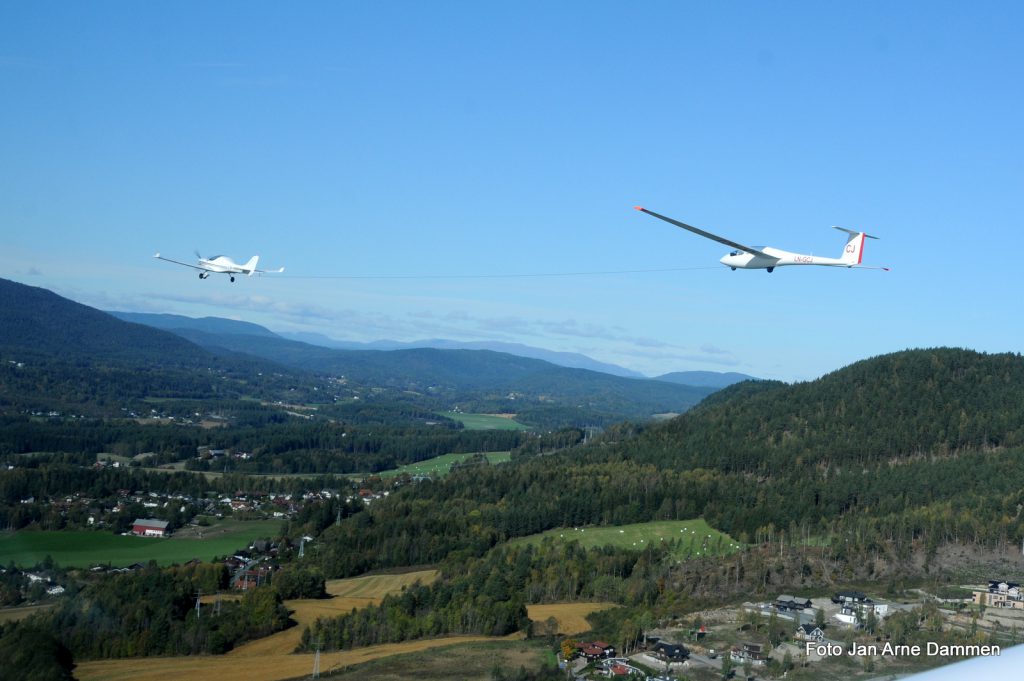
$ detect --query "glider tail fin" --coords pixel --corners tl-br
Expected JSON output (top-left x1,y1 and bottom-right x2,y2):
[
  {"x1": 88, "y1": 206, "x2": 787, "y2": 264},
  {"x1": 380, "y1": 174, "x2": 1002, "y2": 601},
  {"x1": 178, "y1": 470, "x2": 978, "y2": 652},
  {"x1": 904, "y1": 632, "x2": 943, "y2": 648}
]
[
  {"x1": 833, "y1": 227, "x2": 878, "y2": 265},
  {"x1": 243, "y1": 255, "x2": 259, "y2": 275}
]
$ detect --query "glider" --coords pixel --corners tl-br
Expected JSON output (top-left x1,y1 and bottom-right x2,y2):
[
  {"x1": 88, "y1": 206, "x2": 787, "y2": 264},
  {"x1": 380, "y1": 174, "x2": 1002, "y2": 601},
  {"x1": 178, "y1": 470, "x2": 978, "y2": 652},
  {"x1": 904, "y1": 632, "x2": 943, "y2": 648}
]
[
  {"x1": 154, "y1": 252, "x2": 285, "y2": 282},
  {"x1": 634, "y1": 207, "x2": 888, "y2": 272}
]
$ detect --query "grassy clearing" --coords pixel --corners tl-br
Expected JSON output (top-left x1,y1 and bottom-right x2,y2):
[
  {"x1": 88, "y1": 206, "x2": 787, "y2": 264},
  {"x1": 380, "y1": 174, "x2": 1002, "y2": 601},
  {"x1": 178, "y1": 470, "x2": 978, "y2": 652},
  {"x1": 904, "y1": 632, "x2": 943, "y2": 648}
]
[
  {"x1": 526, "y1": 602, "x2": 617, "y2": 635},
  {"x1": 375, "y1": 451, "x2": 511, "y2": 479},
  {"x1": 0, "y1": 519, "x2": 281, "y2": 568},
  {"x1": 305, "y1": 639, "x2": 551, "y2": 681},
  {"x1": 507, "y1": 519, "x2": 744, "y2": 559},
  {"x1": 227, "y1": 570, "x2": 439, "y2": 659},
  {"x1": 443, "y1": 412, "x2": 531, "y2": 430},
  {"x1": 0, "y1": 602, "x2": 56, "y2": 625},
  {"x1": 76, "y1": 635, "x2": 524, "y2": 681}
]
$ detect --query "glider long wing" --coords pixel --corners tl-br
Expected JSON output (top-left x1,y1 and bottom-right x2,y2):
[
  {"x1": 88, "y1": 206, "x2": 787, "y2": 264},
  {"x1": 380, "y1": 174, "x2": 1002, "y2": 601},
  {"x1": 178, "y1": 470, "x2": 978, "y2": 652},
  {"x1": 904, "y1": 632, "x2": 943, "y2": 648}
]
[
  {"x1": 153, "y1": 253, "x2": 208, "y2": 271},
  {"x1": 635, "y1": 207, "x2": 769, "y2": 257}
]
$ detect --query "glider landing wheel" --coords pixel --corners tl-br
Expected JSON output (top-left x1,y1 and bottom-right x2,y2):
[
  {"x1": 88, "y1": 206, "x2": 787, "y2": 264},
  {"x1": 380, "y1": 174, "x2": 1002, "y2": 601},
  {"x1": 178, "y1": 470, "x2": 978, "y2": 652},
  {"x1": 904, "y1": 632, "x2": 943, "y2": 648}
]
[
  {"x1": 230, "y1": 276, "x2": 235, "y2": 283},
  {"x1": 730, "y1": 267, "x2": 736, "y2": 271},
  {"x1": 767, "y1": 267, "x2": 774, "y2": 273}
]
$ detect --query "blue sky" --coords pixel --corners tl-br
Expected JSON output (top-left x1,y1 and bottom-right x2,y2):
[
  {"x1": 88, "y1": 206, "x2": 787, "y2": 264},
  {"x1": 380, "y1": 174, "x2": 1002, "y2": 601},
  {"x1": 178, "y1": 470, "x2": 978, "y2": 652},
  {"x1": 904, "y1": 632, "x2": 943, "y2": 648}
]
[{"x1": 1, "y1": 2, "x2": 1021, "y2": 380}]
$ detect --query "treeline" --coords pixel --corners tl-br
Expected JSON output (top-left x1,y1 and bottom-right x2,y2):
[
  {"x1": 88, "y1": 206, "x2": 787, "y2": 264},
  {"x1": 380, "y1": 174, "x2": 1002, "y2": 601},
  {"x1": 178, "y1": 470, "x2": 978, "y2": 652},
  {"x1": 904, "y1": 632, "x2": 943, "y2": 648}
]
[
  {"x1": 186, "y1": 425, "x2": 526, "y2": 475},
  {"x1": 0, "y1": 415, "x2": 526, "y2": 474},
  {"x1": 39, "y1": 562, "x2": 290, "y2": 659},
  {"x1": 303, "y1": 539, "x2": 665, "y2": 652}
]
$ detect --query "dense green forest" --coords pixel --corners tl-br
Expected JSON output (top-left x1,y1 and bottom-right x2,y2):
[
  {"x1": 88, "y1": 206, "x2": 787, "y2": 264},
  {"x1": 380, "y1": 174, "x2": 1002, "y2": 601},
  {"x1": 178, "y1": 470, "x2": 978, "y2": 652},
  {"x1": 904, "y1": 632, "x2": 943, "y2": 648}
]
[
  {"x1": 40, "y1": 562, "x2": 290, "y2": 658},
  {"x1": 303, "y1": 349, "x2": 1024, "y2": 579}
]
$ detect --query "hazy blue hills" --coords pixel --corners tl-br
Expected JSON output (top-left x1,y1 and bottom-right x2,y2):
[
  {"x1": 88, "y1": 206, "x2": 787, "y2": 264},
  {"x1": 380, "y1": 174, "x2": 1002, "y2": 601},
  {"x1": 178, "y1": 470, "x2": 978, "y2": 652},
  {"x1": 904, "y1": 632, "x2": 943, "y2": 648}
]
[
  {"x1": 109, "y1": 313, "x2": 647, "y2": 378},
  {"x1": 654, "y1": 370, "x2": 758, "y2": 388},
  {"x1": 110, "y1": 311, "x2": 278, "y2": 339},
  {"x1": 0, "y1": 283, "x2": 716, "y2": 423},
  {"x1": 280, "y1": 332, "x2": 646, "y2": 378},
  {"x1": 166, "y1": 328, "x2": 716, "y2": 419},
  {"x1": 0, "y1": 278, "x2": 311, "y2": 414}
]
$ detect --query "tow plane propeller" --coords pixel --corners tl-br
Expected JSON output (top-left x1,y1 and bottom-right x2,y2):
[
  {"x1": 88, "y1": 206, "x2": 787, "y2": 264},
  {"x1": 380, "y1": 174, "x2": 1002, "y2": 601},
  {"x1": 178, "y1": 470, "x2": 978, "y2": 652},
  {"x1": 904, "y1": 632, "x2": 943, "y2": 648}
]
[{"x1": 634, "y1": 207, "x2": 888, "y2": 272}]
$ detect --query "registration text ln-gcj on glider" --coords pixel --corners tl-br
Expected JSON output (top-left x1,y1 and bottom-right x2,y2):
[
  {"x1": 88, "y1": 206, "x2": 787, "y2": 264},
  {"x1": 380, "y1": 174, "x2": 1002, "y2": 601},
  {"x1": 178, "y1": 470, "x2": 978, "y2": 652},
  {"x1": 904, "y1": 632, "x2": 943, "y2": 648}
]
[
  {"x1": 154, "y1": 252, "x2": 285, "y2": 282},
  {"x1": 634, "y1": 207, "x2": 888, "y2": 273}
]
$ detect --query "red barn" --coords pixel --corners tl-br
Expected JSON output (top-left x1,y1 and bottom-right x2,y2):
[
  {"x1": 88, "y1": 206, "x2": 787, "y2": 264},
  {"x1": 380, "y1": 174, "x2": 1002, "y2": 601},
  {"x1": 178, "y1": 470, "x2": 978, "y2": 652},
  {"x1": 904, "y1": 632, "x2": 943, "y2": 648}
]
[{"x1": 132, "y1": 518, "x2": 169, "y2": 537}]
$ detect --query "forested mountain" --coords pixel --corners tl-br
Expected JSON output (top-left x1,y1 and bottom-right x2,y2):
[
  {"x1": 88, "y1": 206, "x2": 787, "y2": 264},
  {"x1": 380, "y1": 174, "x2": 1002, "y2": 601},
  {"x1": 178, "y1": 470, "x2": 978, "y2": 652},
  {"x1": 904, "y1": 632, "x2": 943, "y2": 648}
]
[
  {"x1": 632, "y1": 348, "x2": 1024, "y2": 472},
  {"x1": 0, "y1": 279, "x2": 221, "y2": 366},
  {"x1": 0, "y1": 278, "x2": 315, "y2": 414},
  {"x1": 309, "y1": 348, "x2": 1024, "y2": 577}
]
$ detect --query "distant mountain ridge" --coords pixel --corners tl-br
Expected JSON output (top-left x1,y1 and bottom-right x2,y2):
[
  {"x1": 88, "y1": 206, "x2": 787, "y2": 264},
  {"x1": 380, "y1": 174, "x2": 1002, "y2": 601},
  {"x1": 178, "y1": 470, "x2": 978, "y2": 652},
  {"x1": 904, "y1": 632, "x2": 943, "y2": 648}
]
[
  {"x1": 279, "y1": 332, "x2": 646, "y2": 378},
  {"x1": 654, "y1": 370, "x2": 757, "y2": 388},
  {"x1": 110, "y1": 312, "x2": 278, "y2": 339},
  {"x1": 0, "y1": 292, "x2": 716, "y2": 424},
  {"x1": 163, "y1": 328, "x2": 717, "y2": 419}
]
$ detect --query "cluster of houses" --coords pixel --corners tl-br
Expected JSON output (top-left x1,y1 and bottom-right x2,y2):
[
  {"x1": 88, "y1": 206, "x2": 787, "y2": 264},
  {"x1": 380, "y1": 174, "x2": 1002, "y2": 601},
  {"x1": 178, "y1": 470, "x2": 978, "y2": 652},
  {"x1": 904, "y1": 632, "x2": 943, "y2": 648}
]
[
  {"x1": 196, "y1": 446, "x2": 255, "y2": 460},
  {"x1": 24, "y1": 571, "x2": 66, "y2": 596},
  {"x1": 973, "y1": 580, "x2": 1024, "y2": 610},
  {"x1": 730, "y1": 641, "x2": 767, "y2": 666},
  {"x1": 831, "y1": 590, "x2": 888, "y2": 625},
  {"x1": 571, "y1": 640, "x2": 616, "y2": 661}
]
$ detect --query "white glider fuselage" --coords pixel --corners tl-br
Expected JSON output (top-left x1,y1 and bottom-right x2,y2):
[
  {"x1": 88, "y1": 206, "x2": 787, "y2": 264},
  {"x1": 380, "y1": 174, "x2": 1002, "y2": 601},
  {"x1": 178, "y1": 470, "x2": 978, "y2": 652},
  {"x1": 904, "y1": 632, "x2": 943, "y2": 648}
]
[
  {"x1": 720, "y1": 246, "x2": 860, "y2": 270},
  {"x1": 634, "y1": 207, "x2": 886, "y2": 273}
]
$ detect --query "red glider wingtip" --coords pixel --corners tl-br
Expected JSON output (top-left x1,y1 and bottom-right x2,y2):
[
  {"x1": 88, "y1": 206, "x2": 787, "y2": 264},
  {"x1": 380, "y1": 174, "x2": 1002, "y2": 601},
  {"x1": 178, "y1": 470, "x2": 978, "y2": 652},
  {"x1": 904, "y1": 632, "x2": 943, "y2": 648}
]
[{"x1": 634, "y1": 205, "x2": 645, "y2": 211}]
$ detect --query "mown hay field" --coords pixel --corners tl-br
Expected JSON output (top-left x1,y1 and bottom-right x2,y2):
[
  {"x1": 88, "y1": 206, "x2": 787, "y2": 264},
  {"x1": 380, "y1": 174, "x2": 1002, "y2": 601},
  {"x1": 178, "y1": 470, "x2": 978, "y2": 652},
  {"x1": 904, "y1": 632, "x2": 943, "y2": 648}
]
[
  {"x1": 75, "y1": 569, "x2": 441, "y2": 681},
  {"x1": 526, "y1": 602, "x2": 617, "y2": 635},
  {"x1": 0, "y1": 602, "x2": 56, "y2": 624},
  {"x1": 297, "y1": 639, "x2": 552, "y2": 681}
]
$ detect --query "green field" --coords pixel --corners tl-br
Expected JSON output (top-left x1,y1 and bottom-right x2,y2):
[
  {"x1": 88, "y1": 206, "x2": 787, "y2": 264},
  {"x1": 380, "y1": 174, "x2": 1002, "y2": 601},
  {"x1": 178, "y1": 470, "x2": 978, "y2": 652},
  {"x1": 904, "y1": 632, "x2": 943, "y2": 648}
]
[
  {"x1": 508, "y1": 519, "x2": 744, "y2": 558},
  {"x1": 376, "y1": 451, "x2": 511, "y2": 479},
  {"x1": 443, "y1": 411, "x2": 531, "y2": 430},
  {"x1": 0, "y1": 519, "x2": 282, "y2": 568}
]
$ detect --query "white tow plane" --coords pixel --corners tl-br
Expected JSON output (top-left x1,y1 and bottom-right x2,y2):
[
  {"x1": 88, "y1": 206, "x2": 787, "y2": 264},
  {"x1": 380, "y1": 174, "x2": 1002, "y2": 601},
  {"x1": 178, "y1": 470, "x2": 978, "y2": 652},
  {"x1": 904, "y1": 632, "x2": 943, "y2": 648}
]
[
  {"x1": 635, "y1": 206, "x2": 888, "y2": 272},
  {"x1": 153, "y1": 252, "x2": 285, "y2": 282}
]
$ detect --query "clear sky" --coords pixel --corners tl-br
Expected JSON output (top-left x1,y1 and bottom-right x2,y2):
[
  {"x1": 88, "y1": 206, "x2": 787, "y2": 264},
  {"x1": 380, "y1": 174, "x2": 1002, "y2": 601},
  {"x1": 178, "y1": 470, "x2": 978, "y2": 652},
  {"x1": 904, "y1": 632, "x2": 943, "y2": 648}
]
[{"x1": 1, "y1": 2, "x2": 1021, "y2": 381}]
